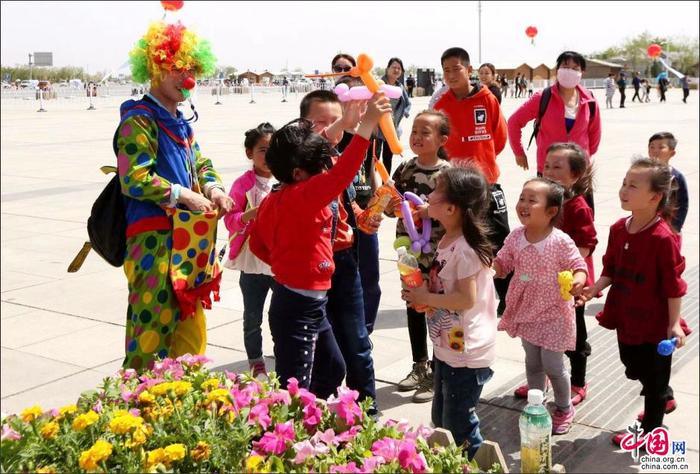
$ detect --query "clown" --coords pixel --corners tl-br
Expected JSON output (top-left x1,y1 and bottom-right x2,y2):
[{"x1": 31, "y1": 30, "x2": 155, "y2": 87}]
[{"x1": 117, "y1": 19, "x2": 233, "y2": 371}]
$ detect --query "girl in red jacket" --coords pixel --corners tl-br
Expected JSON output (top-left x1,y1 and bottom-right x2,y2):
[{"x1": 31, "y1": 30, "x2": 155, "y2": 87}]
[
  {"x1": 249, "y1": 94, "x2": 390, "y2": 396},
  {"x1": 581, "y1": 158, "x2": 687, "y2": 446}
]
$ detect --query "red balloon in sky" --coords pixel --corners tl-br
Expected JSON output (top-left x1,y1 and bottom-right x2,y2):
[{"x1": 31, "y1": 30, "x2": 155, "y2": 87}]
[
  {"x1": 161, "y1": 1, "x2": 184, "y2": 11},
  {"x1": 525, "y1": 26, "x2": 538, "y2": 38},
  {"x1": 647, "y1": 44, "x2": 662, "y2": 58}
]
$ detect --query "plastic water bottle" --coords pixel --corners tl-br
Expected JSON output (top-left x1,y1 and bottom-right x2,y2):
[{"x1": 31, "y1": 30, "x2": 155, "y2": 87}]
[
  {"x1": 519, "y1": 389, "x2": 552, "y2": 474},
  {"x1": 396, "y1": 246, "x2": 429, "y2": 313}
]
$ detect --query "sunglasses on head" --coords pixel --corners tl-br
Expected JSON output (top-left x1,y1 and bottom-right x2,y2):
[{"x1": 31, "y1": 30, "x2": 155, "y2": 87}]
[{"x1": 332, "y1": 64, "x2": 352, "y2": 73}]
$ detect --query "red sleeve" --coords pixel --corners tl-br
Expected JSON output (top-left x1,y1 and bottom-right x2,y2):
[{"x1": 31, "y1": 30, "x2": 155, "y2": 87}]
[
  {"x1": 600, "y1": 224, "x2": 619, "y2": 279},
  {"x1": 507, "y1": 92, "x2": 541, "y2": 157},
  {"x1": 568, "y1": 201, "x2": 597, "y2": 251},
  {"x1": 587, "y1": 99, "x2": 602, "y2": 157},
  {"x1": 657, "y1": 233, "x2": 687, "y2": 298},
  {"x1": 491, "y1": 98, "x2": 508, "y2": 156},
  {"x1": 248, "y1": 197, "x2": 271, "y2": 265},
  {"x1": 300, "y1": 135, "x2": 369, "y2": 210}
]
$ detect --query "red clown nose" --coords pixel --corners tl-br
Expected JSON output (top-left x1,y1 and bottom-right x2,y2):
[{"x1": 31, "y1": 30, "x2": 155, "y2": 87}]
[{"x1": 181, "y1": 76, "x2": 196, "y2": 90}]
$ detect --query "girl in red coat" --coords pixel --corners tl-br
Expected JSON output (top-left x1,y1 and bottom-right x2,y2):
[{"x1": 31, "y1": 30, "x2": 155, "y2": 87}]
[{"x1": 581, "y1": 158, "x2": 687, "y2": 446}]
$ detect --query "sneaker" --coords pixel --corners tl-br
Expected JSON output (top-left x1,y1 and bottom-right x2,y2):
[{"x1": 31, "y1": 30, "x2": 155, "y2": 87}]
[
  {"x1": 412, "y1": 373, "x2": 434, "y2": 403},
  {"x1": 571, "y1": 384, "x2": 588, "y2": 406},
  {"x1": 552, "y1": 405, "x2": 575, "y2": 435},
  {"x1": 398, "y1": 362, "x2": 428, "y2": 392},
  {"x1": 637, "y1": 398, "x2": 677, "y2": 421},
  {"x1": 250, "y1": 360, "x2": 268, "y2": 381}
]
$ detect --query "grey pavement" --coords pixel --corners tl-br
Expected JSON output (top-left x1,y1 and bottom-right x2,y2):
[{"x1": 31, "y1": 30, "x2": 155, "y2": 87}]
[{"x1": 1, "y1": 87, "x2": 698, "y2": 473}]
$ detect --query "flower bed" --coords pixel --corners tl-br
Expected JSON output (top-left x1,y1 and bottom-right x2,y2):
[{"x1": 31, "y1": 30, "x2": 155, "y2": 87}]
[{"x1": 1, "y1": 355, "x2": 503, "y2": 473}]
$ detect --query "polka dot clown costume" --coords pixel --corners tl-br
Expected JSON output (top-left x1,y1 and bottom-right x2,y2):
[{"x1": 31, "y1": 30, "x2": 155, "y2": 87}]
[{"x1": 117, "y1": 17, "x2": 224, "y2": 371}]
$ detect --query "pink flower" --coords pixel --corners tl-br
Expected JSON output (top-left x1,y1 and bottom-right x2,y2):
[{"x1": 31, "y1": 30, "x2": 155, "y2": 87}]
[
  {"x1": 287, "y1": 377, "x2": 300, "y2": 397},
  {"x1": 336, "y1": 425, "x2": 361, "y2": 443},
  {"x1": 372, "y1": 437, "x2": 400, "y2": 461},
  {"x1": 224, "y1": 370, "x2": 238, "y2": 382},
  {"x1": 231, "y1": 386, "x2": 254, "y2": 413},
  {"x1": 292, "y1": 440, "x2": 315, "y2": 464},
  {"x1": 268, "y1": 390, "x2": 291, "y2": 407},
  {"x1": 248, "y1": 403, "x2": 271, "y2": 430},
  {"x1": 312, "y1": 428, "x2": 339, "y2": 447},
  {"x1": 327, "y1": 386, "x2": 362, "y2": 426},
  {"x1": 48, "y1": 408, "x2": 60, "y2": 418},
  {"x1": 299, "y1": 389, "x2": 316, "y2": 407},
  {"x1": 253, "y1": 421, "x2": 296, "y2": 455},
  {"x1": 92, "y1": 400, "x2": 103, "y2": 413},
  {"x1": 329, "y1": 462, "x2": 361, "y2": 473},
  {"x1": 303, "y1": 403, "x2": 322, "y2": 431},
  {"x1": 176, "y1": 353, "x2": 212, "y2": 367},
  {"x1": 398, "y1": 439, "x2": 428, "y2": 473},
  {"x1": 405, "y1": 424, "x2": 434, "y2": 441},
  {"x1": 362, "y1": 455, "x2": 385, "y2": 472},
  {"x1": 120, "y1": 368, "x2": 138, "y2": 381},
  {"x1": 1, "y1": 425, "x2": 21, "y2": 441},
  {"x1": 129, "y1": 408, "x2": 141, "y2": 417}
]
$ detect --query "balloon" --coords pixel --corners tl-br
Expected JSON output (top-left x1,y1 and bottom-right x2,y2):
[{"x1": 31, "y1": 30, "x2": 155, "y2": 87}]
[
  {"x1": 525, "y1": 26, "x2": 538, "y2": 45},
  {"x1": 349, "y1": 53, "x2": 403, "y2": 155},
  {"x1": 334, "y1": 84, "x2": 403, "y2": 102},
  {"x1": 400, "y1": 192, "x2": 432, "y2": 255},
  {"x1": 161, "y1": 1, "x2": 184, "y2": 11},
  {"x1": 647, "y1": 43, "x2": 662, "y2": 58},
  {"x1": 657, "y1": 337, "x2": 678, "y2": 356}
]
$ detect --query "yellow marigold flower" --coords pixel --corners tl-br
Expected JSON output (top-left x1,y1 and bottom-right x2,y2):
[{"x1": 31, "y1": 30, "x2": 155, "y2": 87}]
[
  {"x1": 109, "y1": 413, "x2": 144, "y2": 435},
  {"x1": 36, "y1": 466, "x2": 57, "y2": 474},
  {"x1": 246, "y1": 455, "x2": 268, "y2": 473},
  {"x1": 164, "y1": 443, "x2": 187, "y2": 462},
  {"x1": 79, "y1": 439, "x2": 112, "y2": 471},
  {"x1": 40, "y1": 421, "x2": 60, "y2": 439},
  {"x1": 150, "y1": 382, "x2": 172, "y2": 397},
  {"x1": 205, "y1": 388, "x2": 231, "y2": 406},
  {"x1": 72, "y1": 410, "x2": 99, "y2": 431},
  {"x1": 200, "y1": 378, "x2": 220, "y2": 391},
  {"x1": 171, "y1": 381, "x2": 192, "y2": 396},
  {"x1": 192, "y1": 441, "x2": 211, "y2": 462},
  {"x1": 58, "y1": 404, "x2": 78, "y2": 419},
  {"x1": 145, "y1": 447, "x2": 167, "y2": 470},
  {"x1": 139, "y1": 390, "x2": 155, "y2": 404},
  {"x1": 20, "y1": 405, "x2": 43, "y2": 423}
]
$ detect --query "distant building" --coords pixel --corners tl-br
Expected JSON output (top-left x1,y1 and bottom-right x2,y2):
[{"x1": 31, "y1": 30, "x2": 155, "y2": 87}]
[{"x1": 585, "y1": 58, "x2": 624, "y2": 79}]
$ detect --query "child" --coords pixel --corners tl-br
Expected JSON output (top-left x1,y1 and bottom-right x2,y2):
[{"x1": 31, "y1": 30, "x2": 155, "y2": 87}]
[
  {"x1": 384, "y1": 110, "x2": 452, "y2": 403},
  {"x1": 249, "y1": 94, "x2": 391, "y2": 396},
  {"x1": 648, "y1": 132, "x2": 689, "y2": 234},
  {"x1": 430, "y1": 47, "x2": 510, "y2": 316},
  {"x1": 581, "y1": 158, "x2": 687, "y2": 446},
  {"x1": 223, "y1": 122, "x2": 276, "y2": 379},
  {"x1": 605, "y1": 73, "x2": 615, "y2": 109},
  {"x1": 401, "y1": 166, "x2": 497, "y2": 459},
  {"x1": 494, "y1": 178, "x2": 588, "y2": 435}
]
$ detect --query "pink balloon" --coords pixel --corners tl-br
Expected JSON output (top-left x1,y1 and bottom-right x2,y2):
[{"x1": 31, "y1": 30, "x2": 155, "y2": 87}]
[
  {"x1": 400, "y1": 192, "x2": 432, "y2": 255},
  {"x1": 380, "y1": 84, "x2": 402, "y2": 99},
  {"x1": 334, "y1": 84, "x2": 403, "y2": 102}
]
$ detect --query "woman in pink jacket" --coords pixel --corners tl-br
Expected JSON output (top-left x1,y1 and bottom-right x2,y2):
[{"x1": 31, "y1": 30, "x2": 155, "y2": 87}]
[
  {"x1": 508, "y1": 51, "x2": 601, "y2": 208},
  {"x1": 223, "y1": 122, "x2": 276, "y2": 380}
]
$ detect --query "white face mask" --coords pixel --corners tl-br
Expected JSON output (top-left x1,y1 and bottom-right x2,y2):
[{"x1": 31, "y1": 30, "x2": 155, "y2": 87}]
[{"x1": 557, "y1": 68, "x2": 582, "y2": 89}]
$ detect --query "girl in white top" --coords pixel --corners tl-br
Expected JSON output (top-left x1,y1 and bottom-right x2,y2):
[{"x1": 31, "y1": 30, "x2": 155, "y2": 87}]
[{"x1": 402, "y1": 165, "x2": 497, "y2": 460}]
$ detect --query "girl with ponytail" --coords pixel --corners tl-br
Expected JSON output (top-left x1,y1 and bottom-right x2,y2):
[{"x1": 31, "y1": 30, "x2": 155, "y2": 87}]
[{"x1": 401, "y1": 165, "x2": 497, "y2": 458}]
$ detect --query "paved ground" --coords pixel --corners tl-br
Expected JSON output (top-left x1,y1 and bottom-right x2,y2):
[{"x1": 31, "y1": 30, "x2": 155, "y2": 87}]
[{"x1": 1, "y1": 86, "x2": 698, "y2": 472}]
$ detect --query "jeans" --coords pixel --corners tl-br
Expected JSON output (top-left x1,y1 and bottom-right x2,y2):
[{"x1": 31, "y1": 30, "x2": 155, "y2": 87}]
[
  {"x1": 311, "y1": 317, "x2": 347, "y2": 399},
  {"x1": 326, "y1": 248, "x2": 377, "y2": 403},
  {"x1": 618, "y1": 341, "x2": 672, "y2": 433},
  {"x1": 239, "y1": 272, "x2": 274, "y2": 362},
  {"x1": 432, "y1": 358, "x2": 493, "y2": 460},
  {"x1": 358, "y1": 231, "x2": 381, "y2": 335},
  {"x1": 268, "y1": 282, "x2": 345, "y2": 395},
  {"x1": 565, "y1": 304, "x2": 591, "y2": 387}
]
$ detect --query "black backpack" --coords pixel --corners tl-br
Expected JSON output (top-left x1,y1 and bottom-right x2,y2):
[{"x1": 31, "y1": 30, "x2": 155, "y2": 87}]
[
  {"x1": 68, "y1": 103, "x2": 156, "y2": 272},
  {"x1": 527, "y1": 86, "x2": 597, "y2": 150}
]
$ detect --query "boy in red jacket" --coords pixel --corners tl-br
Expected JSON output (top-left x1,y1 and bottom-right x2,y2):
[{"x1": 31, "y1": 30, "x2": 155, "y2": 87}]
[
  {"x1": 430, "y1": 47, "x2": 510, "y2": 314},
  {"x1": 249, "y1": 94, "x2": 390, "y2": 397}
]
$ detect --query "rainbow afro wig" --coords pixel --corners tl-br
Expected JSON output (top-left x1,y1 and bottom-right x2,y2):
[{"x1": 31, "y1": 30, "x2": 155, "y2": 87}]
[{"x1": 129, "y1": 21, "x2": 216, "y2": 85}]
